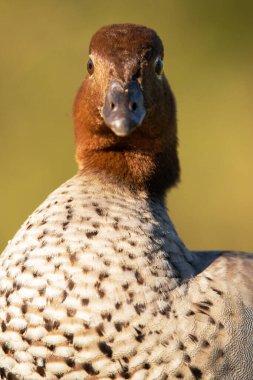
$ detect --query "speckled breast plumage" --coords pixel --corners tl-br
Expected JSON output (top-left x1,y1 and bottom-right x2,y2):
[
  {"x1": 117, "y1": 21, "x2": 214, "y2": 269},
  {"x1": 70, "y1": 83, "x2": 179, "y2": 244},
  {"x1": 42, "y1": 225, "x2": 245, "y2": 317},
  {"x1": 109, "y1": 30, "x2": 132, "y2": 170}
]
[
  {"x1": 0, "y1": 175, "x2": 247, "y2": 380},
  {"x1": 0, "y1": 175, "x2": 181, "y2": 379}
]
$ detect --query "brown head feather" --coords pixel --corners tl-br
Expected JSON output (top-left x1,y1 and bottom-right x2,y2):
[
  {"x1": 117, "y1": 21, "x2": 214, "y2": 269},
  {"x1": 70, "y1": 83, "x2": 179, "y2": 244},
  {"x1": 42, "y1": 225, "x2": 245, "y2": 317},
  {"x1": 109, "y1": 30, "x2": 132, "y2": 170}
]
[{"x1": 73, "y1": 23, "x2": 180, "y2": 196}]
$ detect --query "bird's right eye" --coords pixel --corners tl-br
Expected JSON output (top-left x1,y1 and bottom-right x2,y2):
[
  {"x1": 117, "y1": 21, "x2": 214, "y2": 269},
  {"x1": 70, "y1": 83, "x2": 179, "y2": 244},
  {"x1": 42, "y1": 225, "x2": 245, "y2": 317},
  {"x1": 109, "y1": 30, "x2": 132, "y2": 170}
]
[
  {"x1": 154, "y1": 57, "x2": 163, "y2": 76},
  {"x1": 87, "y1": 58, "x2": 94, "y2": 75}
]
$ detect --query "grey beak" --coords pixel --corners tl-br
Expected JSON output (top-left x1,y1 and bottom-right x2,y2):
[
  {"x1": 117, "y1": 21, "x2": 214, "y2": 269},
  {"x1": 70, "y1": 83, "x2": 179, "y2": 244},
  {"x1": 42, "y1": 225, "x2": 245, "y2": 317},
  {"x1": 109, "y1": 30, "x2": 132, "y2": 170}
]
[{"x1": 102, "y1": 80, "x2": 146, "y2": 137}]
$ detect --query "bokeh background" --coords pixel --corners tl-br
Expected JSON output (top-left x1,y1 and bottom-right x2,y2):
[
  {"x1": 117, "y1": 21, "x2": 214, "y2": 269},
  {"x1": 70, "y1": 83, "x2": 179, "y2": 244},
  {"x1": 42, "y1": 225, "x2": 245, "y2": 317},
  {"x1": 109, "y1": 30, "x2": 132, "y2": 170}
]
[{"x1": 0, "y1": 0, "x2": 253, "y2": 253}]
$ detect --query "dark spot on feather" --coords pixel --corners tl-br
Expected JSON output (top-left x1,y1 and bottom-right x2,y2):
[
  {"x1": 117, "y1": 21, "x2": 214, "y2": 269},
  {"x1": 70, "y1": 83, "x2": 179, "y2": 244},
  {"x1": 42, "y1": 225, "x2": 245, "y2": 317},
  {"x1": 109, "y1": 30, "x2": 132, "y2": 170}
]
[
  {"x1": 178, "y1": 341, "x2": 185, "y2": 350},
  {"x1": 83, "y1": 362, "x2": 99, "y2": 375},
  {"x1": 101, "y1": 312, "x2": 112, "y2": 321},
  {"x1": 135, "y1": 330, "x2": 145, "y2": 342},
  {"x1": 68, "y1": 279, "x2": 75, "y2": 290},
  {"x1": 197, "y1": 303, "x2": 210, "y2": 311},
  {"x1": 128, "y1": 291, "x2": 134, "y2": 299},
  {"x1": 209, "y1": 316, "x2": 215, "y2": 324},
  {"x1": 1, "y1": 321, "x2": 6, "y2": 332},
  {"x1": 122, "y1": 265, "x2": 132, "y2": 271},
  {"x1": 37, "y1": 366, "x2": 46, "y2": 377},
  {"x1": 7, "y1": 373, "x2": 19, "y2": 380},
  {"x1": 96, "y1": 323, "x2": 105, "y2": 336},
  {"x1": 86, "y1": 230, "x2": 98, "y2": 239},
  {"x1": 82, "y1": 298, "x2": 89, "y2": 306},
  {"x1": 62, "y1": 221, "x2": 69, "y2": 231},
  {"x1": 211, "y1": 287, "x2": 223, "y2": 296},
  {"x1": 95, "y1": 281, "x2": 101, "y2": 289},
  {"x1": 21, "y1": 304, "x2": 28, "y2": 314},
  {"x1": 54, "y1": 320, "x2": 60, "y2": 329},
  {"x1": 203, "y1": 299, "x2": 213, "y2": 306},
  {"x1": 114, "y1": 322, "x2": 123, "y2": 332},
  {"x1": 121, "y1": 371, "x2": 130, "y2": 379},
  {"x1": 135, "y1": 270, "x2": 144, "y2": 285},
  {"x1": 95, "y1": 207, "x2": 104, "y2": 216},
  {"x1": 62, "y1": 290, "x2": 67, "y2": 301},
  {"x1": 69, "y1": 252, "x2": 77, "y2": 264},
  {"x1": 99, "y1": 272, "x2": 109, "y2": 281},
  {"x1": 134, "y1": 303, "x2": 146, "y2": 315},
  {"x1": 189, "y1": 366, "x2": 202, "y2": 379},
  {"x1": 67, "y1": 308, "x2": 76, "y2": 317},
  {"x1": 2, "y1": 343, "x2": 9, "y2": 354},
  {"x1": 189, "y1": 334, "x2": 198, "y2": 343},
  {"x1": 98, "y1": 341, "x2": 113, "y2": 357},
  {"x1": 45, "y1": 319, "x2": 53, "y2": 332},
  {"x1": 119, "y1": 363, "x2": 130, "y2": 379},
  {"x1": 199, "y1": 310, "x2": 209, "y2": 316},
  {"x1": 98, "y1": 289, "x2": 105, "y2": 298},
  {"x1": 184, "y1": 354, "x2": 191, "y2": 363},
  {"x1": 160, "y1": 305, "x2": 171, "y2": 316},
  {"x1": 67, "y1": 213, "x2": 73, "y2": 221},
  {"x1": 113, "y1": 222, "x2": 119, "y2": 230},
  {"x1": 64, "y1": 332, "x2": 73, "y2": 344},
  {"x1": 66, "y1": 358, "x2": 75, "y2": 368}
]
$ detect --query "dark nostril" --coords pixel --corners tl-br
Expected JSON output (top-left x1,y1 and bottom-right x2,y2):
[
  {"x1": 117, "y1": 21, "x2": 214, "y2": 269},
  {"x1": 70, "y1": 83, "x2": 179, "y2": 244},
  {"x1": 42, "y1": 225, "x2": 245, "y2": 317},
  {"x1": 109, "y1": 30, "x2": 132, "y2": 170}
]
[
  {"x1": 111, "y1": 102, "x2": 115, "y2": 110},
  {"x1": 131, "y1": 102, "x2": 138, "y2": 111}
]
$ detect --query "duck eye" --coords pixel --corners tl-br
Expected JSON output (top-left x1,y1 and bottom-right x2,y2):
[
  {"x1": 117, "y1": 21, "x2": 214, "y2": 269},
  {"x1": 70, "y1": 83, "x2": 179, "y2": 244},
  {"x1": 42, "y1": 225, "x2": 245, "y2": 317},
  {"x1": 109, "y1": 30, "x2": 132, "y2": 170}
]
[
  {"x1": 154, "y1": 57, "x2": 163, "y2": 76},
  {"x1": 87, "y1": 58, "x2": 94, "y2": 75}
]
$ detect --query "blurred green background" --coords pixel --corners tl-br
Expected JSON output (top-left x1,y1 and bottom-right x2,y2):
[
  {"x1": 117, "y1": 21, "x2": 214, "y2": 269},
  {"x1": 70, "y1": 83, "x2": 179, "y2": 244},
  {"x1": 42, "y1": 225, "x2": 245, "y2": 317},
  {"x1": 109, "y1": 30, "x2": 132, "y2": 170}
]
[{"x1": 0, "y1": 0, "x2": 253, "y2": 253}]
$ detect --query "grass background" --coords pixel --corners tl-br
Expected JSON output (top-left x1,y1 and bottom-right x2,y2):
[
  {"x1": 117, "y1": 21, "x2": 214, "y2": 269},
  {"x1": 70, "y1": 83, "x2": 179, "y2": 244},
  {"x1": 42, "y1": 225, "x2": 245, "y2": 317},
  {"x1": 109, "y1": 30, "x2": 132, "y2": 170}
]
[{"x1": 0, "y1": 0, "x2": 253, "y2": 252}]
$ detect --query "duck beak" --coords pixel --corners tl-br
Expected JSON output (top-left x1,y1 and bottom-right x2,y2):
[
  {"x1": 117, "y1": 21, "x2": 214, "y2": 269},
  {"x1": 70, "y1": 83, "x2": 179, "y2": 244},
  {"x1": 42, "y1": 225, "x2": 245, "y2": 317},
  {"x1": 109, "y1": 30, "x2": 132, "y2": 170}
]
[{"x1": 102, "y1": 80, "x2": 146, "y2": 137}]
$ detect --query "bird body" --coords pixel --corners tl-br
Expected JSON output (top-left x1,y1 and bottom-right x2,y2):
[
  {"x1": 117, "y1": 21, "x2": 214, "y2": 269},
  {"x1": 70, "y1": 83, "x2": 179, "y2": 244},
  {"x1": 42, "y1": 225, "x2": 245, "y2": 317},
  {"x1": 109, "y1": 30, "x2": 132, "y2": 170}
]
[
  {"x1": 1, "y1": 24, "x2": 253, "y2": 380},
  {"x1": 0, "y1": 174, "x2": 192, "y2": 379}
]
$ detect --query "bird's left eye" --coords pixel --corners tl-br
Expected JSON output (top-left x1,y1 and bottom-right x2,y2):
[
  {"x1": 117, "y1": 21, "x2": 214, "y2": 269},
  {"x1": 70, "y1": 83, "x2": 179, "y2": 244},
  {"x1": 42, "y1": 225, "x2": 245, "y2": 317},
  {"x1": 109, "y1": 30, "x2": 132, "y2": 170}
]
[
  {"x1": 154, "y1": 57, "x2": 163, "y2": 76},
  {"x1": 87, "y1": 58, "x2": 94, "y2": 75}
]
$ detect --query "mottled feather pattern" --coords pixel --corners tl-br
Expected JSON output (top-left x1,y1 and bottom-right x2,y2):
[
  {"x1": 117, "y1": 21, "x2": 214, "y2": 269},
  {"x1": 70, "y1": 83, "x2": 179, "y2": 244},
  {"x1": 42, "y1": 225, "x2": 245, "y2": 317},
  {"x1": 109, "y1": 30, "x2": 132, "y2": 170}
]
[
  {"x1": 0, "y1": 174, "x2": 188, "y2": 379},
  {"x1": 1, "y1": 175, "x2": 252, "y2": 379}
]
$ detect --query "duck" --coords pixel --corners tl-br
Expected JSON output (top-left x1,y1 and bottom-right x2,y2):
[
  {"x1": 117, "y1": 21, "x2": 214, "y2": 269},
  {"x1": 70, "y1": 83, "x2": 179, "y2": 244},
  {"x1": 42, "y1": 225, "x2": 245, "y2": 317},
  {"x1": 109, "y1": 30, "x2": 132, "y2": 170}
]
[{"x1": 0, "y1": 23, "x2": 253, "y2": 380}]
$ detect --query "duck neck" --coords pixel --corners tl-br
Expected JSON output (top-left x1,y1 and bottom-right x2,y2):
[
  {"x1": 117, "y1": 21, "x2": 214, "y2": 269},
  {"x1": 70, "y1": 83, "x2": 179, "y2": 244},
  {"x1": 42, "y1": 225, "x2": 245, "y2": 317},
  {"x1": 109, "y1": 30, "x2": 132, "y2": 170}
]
[
  {"x1": 77, "y1": 144, "x2": 180, "y2": 198},
  {"x1": 75, "y1": 172, "x2": 196, "y2": 284}
]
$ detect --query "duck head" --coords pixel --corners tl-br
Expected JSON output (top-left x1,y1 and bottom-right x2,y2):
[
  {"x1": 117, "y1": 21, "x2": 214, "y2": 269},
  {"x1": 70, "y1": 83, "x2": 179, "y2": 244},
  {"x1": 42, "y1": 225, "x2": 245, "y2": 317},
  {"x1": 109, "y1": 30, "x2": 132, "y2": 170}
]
[{"x1": 74, "y1": 24, "x2": 180, "y2": 196}]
